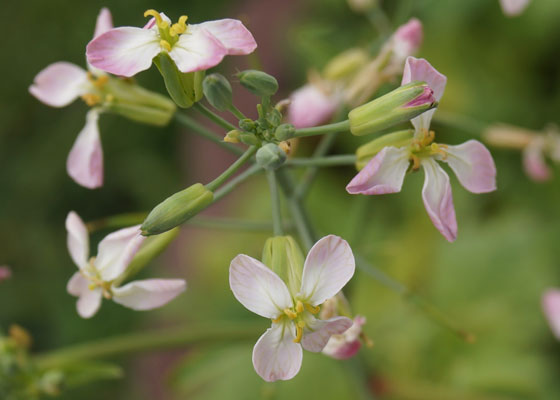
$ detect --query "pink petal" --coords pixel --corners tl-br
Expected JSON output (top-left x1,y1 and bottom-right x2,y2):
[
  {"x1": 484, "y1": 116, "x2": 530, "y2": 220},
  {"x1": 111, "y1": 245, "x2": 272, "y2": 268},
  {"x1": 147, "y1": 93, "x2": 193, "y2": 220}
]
[
  {"x1": 301, "y1": 316, "x2": 353, "y2": 353},
  {"x1": 402, "y1": 57, "x2": 447, "y2": 132},
  {"x1": 67, "y1": 271, "x2": 89, "y2": 297},
  {"x1": 0, "y1": 266, "x2": 11, "y2": 282},
  {"x1": 66, "y1": 110, "x2": 104, "y2": 189},
  {"x1": 346, "y1": 146, "x2": 410, "y2": 195},
  {"x1": 94, "y1": 7, "x2": 113, "y2": 38},
  {"x1": 252, "y1": 323, "x2": 302, "y2": 382},
  {"x1": 65, "y1": 211, "x2": 89, "y2": 269},
  {"x1": 322, "y1": 316, "x2": 366, "y2": 360},
  {"x1": 168, "y1": 28, "x2": 227, "y2": 73},
  {"x1": 500, "y1": 0, "x2": 531, "y2": 16},
  {"x1": 443, "y1": 140, "x2": 497, "y2": 193},
  {"x1": 392, "y1": 18, "x2": 423, "y2": 61},
  {"x1": 29, "y1": 62, "x2": 88, "y2": 107},
  {"x1": 523, "y1": 140, "x2": 551, "y2": 182},
  {"x1": 76, "y1": 287, "x2": 103, "y2": 318},
  {"x1": 299, "y1": 235, "x2": 355, "y2": 306},
  {"x1": 421, "y1": 158, "x2": 457, "y2": 242},
  {"x1": 229, "y1": 254, "x2": 292, "y2": 319},
  {"x1": 194, "y1": 19, "x2": 257, "y2": 55},
  {"x1": 288, "y1": 85, "x2": 339, "y2": 129},
  {"x1": 112, "y1": 279, "x2": 186, "y2": 310},
  {"x1": 95, "y1": 225, "x2": 145, "y2": 282},
  {"x1": 543, "y1": 289, "x2": 560, "y2": 340},
  {"x1": 86, "y1": 27, "x2": 160, "y2": 77}
]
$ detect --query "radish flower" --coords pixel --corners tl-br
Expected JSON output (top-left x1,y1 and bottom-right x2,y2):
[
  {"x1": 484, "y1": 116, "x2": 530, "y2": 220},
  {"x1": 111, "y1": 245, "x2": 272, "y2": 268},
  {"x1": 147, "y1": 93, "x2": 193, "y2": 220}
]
[
  {"x1": 347, "y1": 57, "x2": 496, "y2": 242},
  {"x1": 66, "y1": 212, "x2": 186, "y2": 318},
  {"x1": 229, "y1": 235, "x2": 355, "y2": 381}
]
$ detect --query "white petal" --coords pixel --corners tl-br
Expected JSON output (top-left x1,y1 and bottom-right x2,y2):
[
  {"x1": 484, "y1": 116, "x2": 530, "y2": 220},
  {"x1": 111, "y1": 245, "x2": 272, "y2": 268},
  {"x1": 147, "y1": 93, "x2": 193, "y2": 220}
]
[
  {"x1": 500, "y1": 0, "x2": 531, "y2": 16},
  {"x1": 65, "y1": 211, "x2": 89, "y2": 269},
  {"x1": 346, "y1": 146, "x2": 410, "y2": 195},
  {"x1": 168, "y1": 29, "x2": 227, "y2": 73},
  {"x1": 288, "y1": 84, "x2": 339, "y2": 129},
  {"x1": 543, "y1": 289, "x2": 560, "y2": 340},
  {"x1": 252, "y1": 323, "x2": 302, "y2": 382},
  {"x1": 193, "y1": 19, "x2": 257, "y2": 55},
  {"x1": 29, "y1": 62, "x2": 88, "y2": 107},
  {"x1": 421, "y1": 158, "x2": 457, "y2": 242},
  {"x1": 93, "y1": 7, "x2": 113, "y2": 38},
  {"x1": 95, "y1": 225, "x2": 145, "y2": 282},
  {"x1": 67, "y1": 272, "x2": 89, "y2": 297},
  {"x1": 76, "y1": 287, "x2": 103, "y2": 318},
  {"x1": 66, "y1": 110, "x2": 104, "y2": 189},
  {"x1": 299, "y1": 235, "x2": 355, "y2": 306},
  {"x1": 112, "y1": 279, "x2": 186, "y2": 310},
  {"x1": 523, "y1": 139, "x2": 551, "y2": 182},
  {"x1": 229, "y1": 255, "x2": 293, "y2": 319},
  {"x1": 301, "y1": 316, "x2": 353, "y2": 353}
]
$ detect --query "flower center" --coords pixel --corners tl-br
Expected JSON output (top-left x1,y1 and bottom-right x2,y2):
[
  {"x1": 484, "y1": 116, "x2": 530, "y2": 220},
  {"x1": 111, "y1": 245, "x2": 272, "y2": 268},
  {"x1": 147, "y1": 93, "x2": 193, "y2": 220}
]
[
  {"x1": 144, "y1": 9, "x2": 188, "y2": 52},
  {"x1": 82, "y1": 257, "x2": 112, "y2": 299},
  {"x1": 407, "y1": 129, "x2": 448, "y2": 170},
  {"x1": 80, "y1": 73, "x2": 110, "y2": 106},
  {"x1": 272, "y1": 300, "x2": 321, "y2": 343}
]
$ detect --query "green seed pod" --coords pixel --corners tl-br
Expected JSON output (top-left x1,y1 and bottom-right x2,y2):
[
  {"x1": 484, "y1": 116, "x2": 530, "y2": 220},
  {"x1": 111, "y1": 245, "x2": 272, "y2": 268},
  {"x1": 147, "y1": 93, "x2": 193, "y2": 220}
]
[
  {"x1": 202, "y1": 73, "x2": 233, "y2": 111},
  {"x1": 237, "y1": 70, "x2": 279, "y2": 96},
  {"x1": 275, "y1": 124, "x2": 296, "y2": 141},
  {"x1": 256, "y1": 143, "x2": 287, "y2": 170},
  {"x1": 262, "y1": 236, "x2": 304, "y2": 296}
]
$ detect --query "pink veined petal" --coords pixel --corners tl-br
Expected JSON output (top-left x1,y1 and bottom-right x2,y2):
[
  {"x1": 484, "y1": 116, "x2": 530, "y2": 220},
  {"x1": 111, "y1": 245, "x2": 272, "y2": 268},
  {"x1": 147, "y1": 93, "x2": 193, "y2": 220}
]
[
  {"x1": 194, "y1": 19, "x2": 257, "y2": 55},
  {"x1": 112, "y1": 279, "x2": 186, "y2": 310},
  {"x1": 94, "y1": 7, "x2": 113, "y2": 38},
  {"x1": 66, "y1": 110, "x2": 104, "y2": 189},
  {"x1": 442, "y1": 140, "x2": 497, "y2": 193},
  {"x1": 29, "y1": 62, "x2": 88, "y2": 107},
  {"x1": 86, "y1": 27, "x2": 160, "y2": 77},
  {"x1": 168, "y1": 28, "x2": 227, "y2": 73},
  {"x1": 500, "y1": 0, "x2": 531, "y2": 16},
  {"x1": 67, "y1": 272, "x2": 89, "y2": 297},
  {"x1": 402, "y1": 57, "x2": 447, "y2": 133},
  {"x1": 229, "y1": 254, "x2": 293, "y2": 319},
  {"x1": 523, "y1": 140, "x2": 551, "y2": 182},
  {"x1": 76, "y1": 287, "x2": 103, "y2": 318},
  {"x1": 95, "y1": 225, "x2": 145, "y2": 282},
  {"x1": 65, "y1": 211, "x2": 89, "y2": 269},
  {"x1": 288, "y1": 85, "x2": 339, "y2": 129},
  {"x1": 322, "y1": 315, "x2": 366, "y2": 360},
  {"x1": 301, "y1": 316, "x2": 353, "y2": 353},
  {"x1": 392, "y1": 18, "x2": 423, "y2": 61},
  {"x1": 299, "y1": 235, "x2": 355, "y2": 306},
  {"x1": 542, "y1": 289, "x2": 560, "y2": 340},
  {"x1": 421, "y1": 158, "x2": 457, "y2": 242},
  {"x1": 346, "y1": 146, "x2": 410, "y2": 195},
  {"x1": 252, "y1": 323, "x2": 303, "y2": 382}
]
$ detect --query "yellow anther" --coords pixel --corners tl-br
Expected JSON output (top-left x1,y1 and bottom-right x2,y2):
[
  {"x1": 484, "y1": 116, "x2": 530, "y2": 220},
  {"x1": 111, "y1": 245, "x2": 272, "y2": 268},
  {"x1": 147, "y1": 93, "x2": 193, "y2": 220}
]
[
  {"x1": 160, "y1": 40, "x2": 172, "y2": 52},
  {"x1": 284, "y1": 308, "x2": 298, "y2": 319},
  {"x1": 93, "y1": 75, "x2": 109, "y2": 89},
  {"x1": 279, "y1": 141, "x2": 291, "y2": 155},
  {"x1": 430, "y1": 143, "x2": 448, "y2": 159},
  {"x1": 169, "y1": 15, "x2": 188, "y2": 36},
  {"x1": 297, "y1": 320, "x2": 306, "y2": 328},
  {"x1": 88, "y1": 283, "x2": 96, "y2": 291},
  {"x1": 305, "y1": 303, "x2": 320, "y2": 314},
  {"x1": 102, "y1": 290, "x2": 112, "y2": 300},
  {"x1": 144, "y1": 9, "x2": 163, "y2": 25},
  {"x1": 81, "y1": 93, "x2": 101, "y2": 106},
  {"x1": 411, "y1": 154, "x2": 421, "y2": 171},
  {"x1": 293, "y1": 326, "x2": 303, "y2": 343},
  {"x1": 296, "y1": 301, "x2": 304, "y2": 314},
  {"x1": 272, "y1": 315, "x2": 284, "y2": 323}
]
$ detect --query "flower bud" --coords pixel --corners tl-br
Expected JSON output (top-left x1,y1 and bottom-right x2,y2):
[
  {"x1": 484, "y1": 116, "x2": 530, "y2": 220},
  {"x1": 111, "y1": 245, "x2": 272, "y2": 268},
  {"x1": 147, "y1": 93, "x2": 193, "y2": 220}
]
[
  {"x1": 267, "y1": 108, "x2": 283, "y2": 127},
  {"x1": 239, "y1": 132, "x2": 261, "y2": 146},
  {"x1": 262, "y1": 236, "x2": 304, "y2": 295},
  {"x1": 323, "y1": 48, "x2": 370, "y2": 81},
  {"x1": 275, "y1": 123, "x2": 296, "y2": 141},
  {"x1": 141, "y1": 183, "x2": 214, "y2": 235},
  {"x1": 237, "y1": 70, "x2": 279, "y2": 97},
  {"x1": 224, "y1": 130, "x2": 241, "y2": 143},
  {"x1": 483, "y1": 124, "x2": 536, "y2": 149},
  {"x1": 347, "y1": 0, "x2": 376, "y2": 13},
  {"x1": 153, "y1": 53, "x2": 204, "y2": 108},
  {"x1": 202, "y1": 73, "x2": 233, "y2": 111},
  {"x1": 356, "y1": 129, "x2": 414, "y2": 169},
  {"x1": 256, "y1": 143, "x2": 287, "y2": 170},
  {"x1": 239, "y1": 118, "x2": 256, "y2": 132},
  {"x1": 349, "y1": 81, "x2": 436, "y2": 136}
]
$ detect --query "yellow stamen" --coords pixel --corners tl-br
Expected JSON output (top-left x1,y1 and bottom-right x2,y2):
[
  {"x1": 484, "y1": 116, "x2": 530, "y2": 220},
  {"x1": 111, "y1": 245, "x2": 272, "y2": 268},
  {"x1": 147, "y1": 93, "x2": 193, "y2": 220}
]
[
  {"x1": 297, "y1": 320, "x2": 306, "y2": 328},
  {"x1": 279, "y1": 141, "x2": 291, "y2": 155},
  {"x1": 88, "y1": 283, "x2": 96, "y2": 291},
  {"x1": 411, "y1": 154, "x2": 421, "y2": 171},
  {"x1": 293, "y1": 326, "x2": 303, "y2": 343},
  {"x1": 160, "y1": 40, "x2": 172, "y2": 52},
  {"x1": 169, "y1": 15, "x2": 188, "y2": 36},
  {"x1": 144, "y1": 9, "x2": 163, "y2": 25},
  {"x1": 81, "y1": 93, "x2": 101, "y2": 106},
  {"x1": 284, "y1": 308, "x2": 298, "y2": 319},
  {"x1": 295, "y1": 301, "x2": 304, "y2": 314},
  {"x1": 272, "y1": 315, "x2": 284, "y2": 323},
  {"x1": 305, "y1": 303, "x2": 320, "y2": 314},
  {"x1": 93, "y1": 75, "x2": 109, "y2": 89},
  {"x1": 430, "y1": 143, "x2": 448, "y2": 159}
]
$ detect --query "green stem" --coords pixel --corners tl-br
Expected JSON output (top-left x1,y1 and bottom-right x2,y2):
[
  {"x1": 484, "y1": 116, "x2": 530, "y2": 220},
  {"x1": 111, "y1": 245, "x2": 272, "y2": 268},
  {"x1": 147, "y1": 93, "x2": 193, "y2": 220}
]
[
  {"x1": 286, "y1": 155, "x2": 356, "y2": 167},
  {"x1": 34, "y1": 321, "x2": 264, "y2": 369},
  {"x1": 266, "y1": 169, "x2": 284, "y2": 236},
  {"x1": 229, "y1": 105, "x2": 247, "y2": 120},
  {"x1": 213, "y1": 164, "x2": 262, "y2": 202},
  {"x1": 294, "y1": 120, "x2": 350, "y2": 138},
  {"x1": 194, "y1": 102, "x2": 237, "y2": 131},
  {"x1": 174, "y1": 112, "x2": 243, "y2": 156},
  {"x1": 206, "y1": 146, "x2": 258, "y2": 191}
]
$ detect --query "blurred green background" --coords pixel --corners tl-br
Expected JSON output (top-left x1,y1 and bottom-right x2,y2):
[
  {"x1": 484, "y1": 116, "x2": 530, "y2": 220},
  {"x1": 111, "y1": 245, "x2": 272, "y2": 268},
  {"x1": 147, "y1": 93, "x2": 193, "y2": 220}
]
[{"x1": 2, "y1": 0, "x2": 560, "y2": 399}]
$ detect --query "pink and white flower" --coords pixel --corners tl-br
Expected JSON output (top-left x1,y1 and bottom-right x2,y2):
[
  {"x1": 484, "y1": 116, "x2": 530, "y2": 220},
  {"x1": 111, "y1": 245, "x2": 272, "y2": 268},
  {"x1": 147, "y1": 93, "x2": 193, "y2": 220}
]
[
  {"x1": 229, "y1": 235, "x2": 355, "y2": 381},
  {"x1": 66, "y1": 211, "x2": 186, "y2": 318},
  {"x1": 499, "y1": 0, "x2": 531, "y2": 17},
  {"x1": 347, "y1": 57, "x2": 497, "y2": 242},
  {"x1": 288, "y1": 84, "x2": 340, "y2": 129},
  {"x1": 86, "y1": 9, "x2": 257, "y2": 78},
  {"x1": 542, "y1": 289, "x2": 560, "y2": 340},
  {"x1": 322, "y1": 315, "x2": 366, "y2": 360}
]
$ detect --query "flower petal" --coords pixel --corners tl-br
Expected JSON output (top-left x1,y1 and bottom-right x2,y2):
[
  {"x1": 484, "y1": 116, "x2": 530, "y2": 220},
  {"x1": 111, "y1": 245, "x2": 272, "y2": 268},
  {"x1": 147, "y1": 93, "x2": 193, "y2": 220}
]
[
  {"x1": 421, "y1": 158, "x2": 457, "y2": 242},
  {"x1": 194, "y1": 19, "x2": 257, "y2": 55},
  {"x1": 76, "y1": 287, "x2": 103, "y2": 318},
  {"x1": 252, "y1": 323, "x2": 302, "y2": 382},
  {"x1": 229, "y1": 254, "x2": 292, "y2": 319},
  {"x1": 86, "y1": 27, "x2": 160, "y2": 77},
  {"x1": 391, "y1": 18, "x2": 423, "y2": 61},
  {"x1": 112, "y1": 279, "x2": 186, "y2": 310},
  {"x1": 94, "y1": 7, "x2": 113, "y2": 38},
  {"x1": 543, "y1": 289, "x2": 560, "y2": 340},
  {"x1": 346, "y1": 146, "x2": 410, "y2": 195},
  {"x1": 442, "y1": 140, "x2": 497, "y2": 193},
  {"x1": 402, "y1": 57, "x2": 447, "y2": 132},
  {"x1": 95, "y1": 225, "x2": 145, "y2": 282},
  {"x1": 67, "y1": 272, "x2": 89, "y2": 297},
  {"x1": 301, "y1": 316, "x2": 353, "y2": 353},
  {"x1": 65, "y1": 211, "x2": 89, "y2": 269},
  {"x1": 500, "y1": 0, "x2": 531, "y2": 16},
  {"x1": 299, "y1": 235, "x2": 355, "y2": 306},
  {"x1": 523, "y1": 139, "x2": 551, "y2": 182},
  {"x1": 288, "y1": 84, "x2": 339, "y2": 129},
  {"x1": 322, "y1": 315, "x2": 366, "y2": 360},
  {"x1": 29, "y1": 62, "x2": 88, "y2": 107},
  {"x1": 168, "y1": 29, "x2": 227, "y2": 73},
  {"x1": 66, "y1": 110, "x2": 104, "y2": 189}
]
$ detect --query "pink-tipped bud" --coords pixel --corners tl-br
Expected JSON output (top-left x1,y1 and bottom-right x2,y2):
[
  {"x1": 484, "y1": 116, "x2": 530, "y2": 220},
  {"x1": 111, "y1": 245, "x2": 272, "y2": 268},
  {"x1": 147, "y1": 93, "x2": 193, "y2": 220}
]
[
  {"x1": 404, "y1": 86, "x2": 435, "y2": 108},
  {"x1": 392, "y1": 18, "x2": 423, "y2": 61}
]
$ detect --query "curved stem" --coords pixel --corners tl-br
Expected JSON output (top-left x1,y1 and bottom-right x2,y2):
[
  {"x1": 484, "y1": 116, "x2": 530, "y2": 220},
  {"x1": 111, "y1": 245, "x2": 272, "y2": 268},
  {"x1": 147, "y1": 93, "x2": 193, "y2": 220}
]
[
  {"x1": 266, "y1": 169, "x2": 283, "y2": 236},
  {"x1": 194, "y1": 102, "x2": 237, "y2": 131},
  {"x1": 294, "y1": 120, "x2": 351, "y2": 138},
  {"x1": 213, "y1": 164, "x2": 262, "y2": 202},
  {"x1": 286, "y1": 154, "x2": 356, "y2": 167},
  {"x1": 206, "y1": 146, "x2": 258, "y2": 191},
  {"x1": 229, "y1": 105, "x2": 247, "y2": 120}
]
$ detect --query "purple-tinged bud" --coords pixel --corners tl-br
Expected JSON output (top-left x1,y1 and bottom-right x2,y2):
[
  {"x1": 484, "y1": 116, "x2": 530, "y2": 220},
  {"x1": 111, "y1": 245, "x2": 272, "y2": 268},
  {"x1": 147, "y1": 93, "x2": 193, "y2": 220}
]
[{"x1": 404, "y1": 86, "x2": 435, "y2": 107}]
